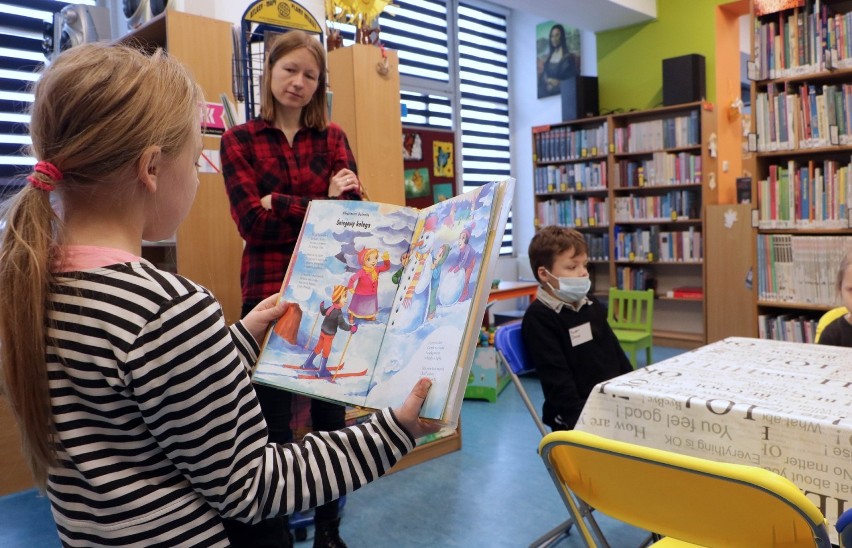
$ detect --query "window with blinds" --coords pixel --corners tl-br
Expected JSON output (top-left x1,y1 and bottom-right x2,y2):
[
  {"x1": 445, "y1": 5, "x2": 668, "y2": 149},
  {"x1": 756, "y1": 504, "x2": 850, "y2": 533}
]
[
  {"x1": 378, "y1": 0, "x2": 513, "y2": 255},
  {"x1": 0, "y1": 0, "x2": 96, "y2": 184}
]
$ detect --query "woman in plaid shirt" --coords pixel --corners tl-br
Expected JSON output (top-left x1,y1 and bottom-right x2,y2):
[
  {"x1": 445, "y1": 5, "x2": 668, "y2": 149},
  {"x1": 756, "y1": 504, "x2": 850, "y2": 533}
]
[{"x1": 220, "y1": 31, "x2": 361, "y2": 548}]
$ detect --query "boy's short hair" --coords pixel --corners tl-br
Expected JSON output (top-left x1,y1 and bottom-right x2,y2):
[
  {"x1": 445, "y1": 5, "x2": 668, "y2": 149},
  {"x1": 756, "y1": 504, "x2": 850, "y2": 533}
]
[{"x1": 528, "y1": 225, "x2": 588, "y2": 283}]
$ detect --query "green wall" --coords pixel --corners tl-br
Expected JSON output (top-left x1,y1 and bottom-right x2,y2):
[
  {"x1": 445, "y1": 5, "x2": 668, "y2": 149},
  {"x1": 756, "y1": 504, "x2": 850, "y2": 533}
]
[{"x1": 597, "y1": 0, "x2": 730, "y2": 112}]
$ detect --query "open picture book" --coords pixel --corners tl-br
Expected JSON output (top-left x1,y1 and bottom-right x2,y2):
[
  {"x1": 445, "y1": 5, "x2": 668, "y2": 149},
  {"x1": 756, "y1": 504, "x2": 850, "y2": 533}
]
[{"x1": 254, "y1": 178, "x2": 514, "y2": 426}]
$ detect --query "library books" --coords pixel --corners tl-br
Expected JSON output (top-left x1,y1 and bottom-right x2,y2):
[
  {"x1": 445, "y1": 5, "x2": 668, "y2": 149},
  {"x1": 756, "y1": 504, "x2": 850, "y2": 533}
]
[{"x1": 253, "y1": 179, "x2": 513, "y2": 426}]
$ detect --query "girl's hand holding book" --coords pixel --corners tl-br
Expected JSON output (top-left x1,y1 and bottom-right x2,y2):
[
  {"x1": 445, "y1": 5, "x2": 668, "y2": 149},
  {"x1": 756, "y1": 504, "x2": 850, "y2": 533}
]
[{"x1": 393, "y1": 378, "x2": 443, "y2": 439}]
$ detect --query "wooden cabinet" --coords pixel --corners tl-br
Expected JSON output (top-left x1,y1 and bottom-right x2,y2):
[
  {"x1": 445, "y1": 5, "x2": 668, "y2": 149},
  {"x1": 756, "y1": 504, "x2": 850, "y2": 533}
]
[
  {"x1": 531, "y1": 102, "x2": 717, "y2": 348},
  {"x1": 749, "y1": 0, "x2": 852, "y2": 342},
  {"x1": 705, "y1": 203, "x2": 757, "y2": 342},
  {"x1": 327, "y1": 45, "x2": 405, "y2": 206},
  {"x1": 122, "y1": 11, "x2": 244, "y2": 324},
  {"x1": 0, "y1": 398, "x2": 31, "y2": 495}
]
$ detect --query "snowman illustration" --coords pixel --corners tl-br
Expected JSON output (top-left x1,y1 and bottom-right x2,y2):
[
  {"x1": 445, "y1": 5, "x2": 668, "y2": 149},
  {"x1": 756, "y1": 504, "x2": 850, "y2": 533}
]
[{"x1": 391, "y1": 213, "x2": 439, "y2": 333}]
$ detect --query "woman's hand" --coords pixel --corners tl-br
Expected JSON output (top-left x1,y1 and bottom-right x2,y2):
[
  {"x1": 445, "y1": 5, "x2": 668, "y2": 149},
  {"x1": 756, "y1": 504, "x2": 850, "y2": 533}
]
[
  {"x1": 330, "y1": 168, "x2": 360, "y2": 198},
  {"x1": 393, "y1": 378, "x2": 442, "y2": 439},
  {"x1": 260, "y1": 194, "x2": 272, "y2": 210},
  {"x1": 243, "y1": 294, "x2": 287, "y2": 343}
]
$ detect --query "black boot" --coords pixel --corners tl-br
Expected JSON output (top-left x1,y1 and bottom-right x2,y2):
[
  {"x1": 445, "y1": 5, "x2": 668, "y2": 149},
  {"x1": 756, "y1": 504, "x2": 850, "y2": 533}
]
[
  {"x1": 302, "y1": 350, "x2": 319, "y2": 370},
  {"x1": 317, "y1": 356, "x2": 332, "y2": 378},
  {"x1": 313, "y1": 517, "x2": 347, "y2": 548}
]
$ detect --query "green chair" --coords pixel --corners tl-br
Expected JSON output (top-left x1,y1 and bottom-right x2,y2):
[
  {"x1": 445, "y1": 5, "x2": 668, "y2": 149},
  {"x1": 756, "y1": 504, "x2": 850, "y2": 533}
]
[{"x1": 606, "y1": 288, "x2": 654, "y2": 368}]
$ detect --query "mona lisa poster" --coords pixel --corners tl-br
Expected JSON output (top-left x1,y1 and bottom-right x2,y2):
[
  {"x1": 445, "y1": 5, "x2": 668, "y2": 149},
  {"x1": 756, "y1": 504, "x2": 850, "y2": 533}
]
[{"x1": 536, "y1": 21, "x2": 581, "y2": 99}]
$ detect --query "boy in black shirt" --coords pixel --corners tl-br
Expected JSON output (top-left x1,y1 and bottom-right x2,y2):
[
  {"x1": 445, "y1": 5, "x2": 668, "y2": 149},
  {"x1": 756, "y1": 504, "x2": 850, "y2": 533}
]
[{"x1": 522, "y1": 226, "x2": 633, "y2": 430}]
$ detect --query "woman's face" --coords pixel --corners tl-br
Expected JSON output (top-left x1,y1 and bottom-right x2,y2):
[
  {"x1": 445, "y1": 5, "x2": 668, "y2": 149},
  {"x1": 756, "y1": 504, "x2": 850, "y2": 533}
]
[
  {"x1": 269, "y1": 47, "x2": 321, "y2": 114},
  {"x1": 550, "y1": 27, "x2": 563, "y2": 48}
]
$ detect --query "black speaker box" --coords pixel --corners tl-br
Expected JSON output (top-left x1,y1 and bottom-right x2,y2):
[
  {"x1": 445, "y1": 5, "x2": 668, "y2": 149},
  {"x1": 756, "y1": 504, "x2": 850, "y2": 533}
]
[
  {"x1": 662, "y1": 54, "x2": 706, "y2": 106},
  {"x1": 561, "y1": 76, "x2": 599, "y2": 121}
]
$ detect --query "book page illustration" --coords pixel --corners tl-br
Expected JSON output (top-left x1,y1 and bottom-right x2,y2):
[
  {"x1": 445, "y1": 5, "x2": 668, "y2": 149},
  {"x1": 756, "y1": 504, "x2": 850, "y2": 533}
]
[
  {"x1": 365, "y1": 182, "x2": 501, "y2": 417},
  {"x1": 254, "y1": 201, "x2": 419, "y2": 405}
]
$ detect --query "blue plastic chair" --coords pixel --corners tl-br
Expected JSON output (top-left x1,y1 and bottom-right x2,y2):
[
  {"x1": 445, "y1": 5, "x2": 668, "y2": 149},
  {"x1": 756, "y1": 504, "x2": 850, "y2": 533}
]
[
  {"x1": 494, "y1": 321, "x2": 607, "y2": 547},
  {"x1": 837, "y1": 507, "x2": 852, "y2": 547}
]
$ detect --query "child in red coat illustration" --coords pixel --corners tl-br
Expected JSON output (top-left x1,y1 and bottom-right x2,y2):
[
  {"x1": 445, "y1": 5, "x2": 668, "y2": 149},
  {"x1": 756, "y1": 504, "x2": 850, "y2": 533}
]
[{"x1": 347, "y1": 248, "x2": 391, "y2": 323}]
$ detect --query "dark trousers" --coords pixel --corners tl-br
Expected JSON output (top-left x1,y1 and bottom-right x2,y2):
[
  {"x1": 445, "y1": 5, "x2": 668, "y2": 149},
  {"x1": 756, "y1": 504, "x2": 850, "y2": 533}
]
[{"x1": 223, "y1": 300, "x2": 346, "y2": 547}]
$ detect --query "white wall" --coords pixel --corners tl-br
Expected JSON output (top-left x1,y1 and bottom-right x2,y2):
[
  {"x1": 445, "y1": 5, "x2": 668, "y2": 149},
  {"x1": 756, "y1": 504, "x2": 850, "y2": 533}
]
[
  {"x1": 508, "y1": 10, "x2": 597, "y2": 262},
  {"x1": 171, "y1": 0, "x2": 325, "y2": 28}
]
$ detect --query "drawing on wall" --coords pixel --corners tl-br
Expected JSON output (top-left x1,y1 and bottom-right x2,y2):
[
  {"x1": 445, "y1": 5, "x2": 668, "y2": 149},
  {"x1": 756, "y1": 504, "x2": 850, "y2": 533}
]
[
  {"x1": 536, "y1": 20, "x2": 581, "y2": 99},
  {"x1": 433, "y1": 141, "x2": 453, "y2": 177},
  {"x1": 433, "y1": 183, "x2": 452, "y2": 203},
  {"x1": 402, "y1": 132, "x2": 423, "y2": 161},
  {"x1": 404, "y1": 167, "x2": 431, "y2": 199}
]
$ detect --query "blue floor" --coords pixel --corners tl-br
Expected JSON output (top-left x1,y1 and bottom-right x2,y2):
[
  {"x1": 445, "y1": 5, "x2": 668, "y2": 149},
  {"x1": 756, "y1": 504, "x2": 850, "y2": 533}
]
[{"x1": 0, "y1": 346, "x2": 684, "y2": 548}]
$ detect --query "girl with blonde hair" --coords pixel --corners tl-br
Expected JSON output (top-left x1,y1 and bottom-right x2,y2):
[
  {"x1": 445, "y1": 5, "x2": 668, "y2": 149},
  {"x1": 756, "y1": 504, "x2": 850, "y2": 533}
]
[{"x1": 0, "y1": 43, "x2": 436, "y2": 548}]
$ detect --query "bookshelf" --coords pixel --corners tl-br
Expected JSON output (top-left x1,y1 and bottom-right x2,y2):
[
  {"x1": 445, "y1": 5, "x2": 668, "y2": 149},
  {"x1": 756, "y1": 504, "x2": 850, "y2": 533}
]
[
  {"x1": 531, "y1": 102, "x2": 717, "y2": 347},
  {"x1": 119, "y1": 11, "x2": 244, "y2": 324},
  {"x1": 749, "y1": 0, "x2": 852, "y2": 342}
]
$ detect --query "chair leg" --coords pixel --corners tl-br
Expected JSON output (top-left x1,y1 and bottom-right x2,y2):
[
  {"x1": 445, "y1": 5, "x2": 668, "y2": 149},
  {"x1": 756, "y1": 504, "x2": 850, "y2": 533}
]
[
  {"x1": 645, "y1": 346, "x2": 652, "y2": 366},
  {"x1": 528, "y1": 518, "x2": 573, "y2": 548},
  {"x1": 628, "y1": 350, "x2": 637, "y2": 369}
]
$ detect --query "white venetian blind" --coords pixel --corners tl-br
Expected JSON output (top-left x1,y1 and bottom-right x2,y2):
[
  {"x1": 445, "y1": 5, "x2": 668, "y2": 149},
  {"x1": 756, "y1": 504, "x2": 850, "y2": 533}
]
[{"x1": 0, "y1": 0, "x2": 95, "y2": 185}]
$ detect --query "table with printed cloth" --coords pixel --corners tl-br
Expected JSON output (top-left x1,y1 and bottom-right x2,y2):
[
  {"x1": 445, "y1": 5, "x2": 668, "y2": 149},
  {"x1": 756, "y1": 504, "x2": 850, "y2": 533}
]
[{"x1": 575, "y1": 337, "x2": 852, "y2": 544}]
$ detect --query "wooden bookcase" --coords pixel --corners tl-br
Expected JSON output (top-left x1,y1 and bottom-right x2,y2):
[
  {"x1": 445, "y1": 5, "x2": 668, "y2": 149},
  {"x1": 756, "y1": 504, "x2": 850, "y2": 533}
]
[
  {"x1": 531, "y1": 101, "x2": 718, "y2": 348},
  {"x1": 120, "y1": 10, "x2": 244, "y2": 324},
  {"x1": 749, "y1": 0, "x2": 852, "y2": 342},
  {"x1": 327, "y1": 45, "x2": 405, "y2": 206}
]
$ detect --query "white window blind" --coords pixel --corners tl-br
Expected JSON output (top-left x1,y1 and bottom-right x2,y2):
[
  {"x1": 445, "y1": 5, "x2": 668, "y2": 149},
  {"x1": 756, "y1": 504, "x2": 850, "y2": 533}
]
[
  {"x1": 377, "y1": 0, "x2": 513, "y2": 255},
  {"x1": 0, "y1": 0, "x2": 95, "y2": 184},
  {"x1": 457, "y1": 2, "x2": 511, "y2": 254}
]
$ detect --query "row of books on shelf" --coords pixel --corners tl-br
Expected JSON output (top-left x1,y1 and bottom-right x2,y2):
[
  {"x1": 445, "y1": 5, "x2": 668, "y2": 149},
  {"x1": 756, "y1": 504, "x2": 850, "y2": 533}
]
[
  {"x1": 757, "y1": 313, "x2": 819, "y2": 343},
  {"x1": 533, "y1": 161, "x2": 608, "y2": 194},
  {"x1": 532, "y1": 124, "x2": 608, "y2": 163},
  {"x1": 665, "y1": 286, "x2": 703, "y2": 299},
  {"x1": 615, "y1": 266, "x2": 654, "y2": 291},
  {"x1": 613, "y1": 111, "x2": 700, "y2": 154},
  {"x1": 613, "y1": 190, "x2": 701, "y2": 222},
  {"x1": 536, "y1": 197, "x2": 608, "y2": 229},
  {"x1": 757, "y1": 159, "x2": 851, "y2": 228},
  {"x1": 754, "y1": 83, "x2": 852, "y2": 151},
  {"x1": 584, "y1": 233, "x2": 609, "y2": 262},
  {"x1": 757, "y1": 233, "x2": 852, "y2": 306},
  {"x1": 614, "y1": 225, "x2": 703, "y2": 263},
  {"x1": 752, "y1": 1, "x2": 852, "y2": 81},
  {"x1": 613, "y1": 153, "x2": 702, "y2": 188}
]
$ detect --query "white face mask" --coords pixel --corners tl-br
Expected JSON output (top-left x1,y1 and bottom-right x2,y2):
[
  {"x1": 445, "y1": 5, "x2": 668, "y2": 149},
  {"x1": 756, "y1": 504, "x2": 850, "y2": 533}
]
[{"x1": 546, "y1": 270, "x2": 591, "y2": 303}]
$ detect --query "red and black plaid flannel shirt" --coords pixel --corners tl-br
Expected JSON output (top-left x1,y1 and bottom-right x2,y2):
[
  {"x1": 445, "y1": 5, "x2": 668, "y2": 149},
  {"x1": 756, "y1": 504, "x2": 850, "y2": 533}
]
[{"x1": 220, "y1": 118, "x2": 361, "y2": 304}]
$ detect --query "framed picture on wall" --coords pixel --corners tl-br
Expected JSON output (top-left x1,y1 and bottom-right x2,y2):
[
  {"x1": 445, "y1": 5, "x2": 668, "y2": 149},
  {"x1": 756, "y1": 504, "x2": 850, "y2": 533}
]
[{"x1": 536, "y1": 20, "x2": 581, "y2": 99}]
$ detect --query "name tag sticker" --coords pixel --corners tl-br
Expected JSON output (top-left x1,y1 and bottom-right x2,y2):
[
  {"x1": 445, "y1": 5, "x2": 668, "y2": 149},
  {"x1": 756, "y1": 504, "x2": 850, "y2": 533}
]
[{"x1": 569, "y1": 322, "x2": 593, "y2": 347}]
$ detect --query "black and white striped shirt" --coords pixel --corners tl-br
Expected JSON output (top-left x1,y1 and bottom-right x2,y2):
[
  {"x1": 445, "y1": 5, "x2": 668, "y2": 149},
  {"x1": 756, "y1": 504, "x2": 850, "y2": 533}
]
[{"x1": 45, "y1": 260, "x2": 413, "y2": 547}]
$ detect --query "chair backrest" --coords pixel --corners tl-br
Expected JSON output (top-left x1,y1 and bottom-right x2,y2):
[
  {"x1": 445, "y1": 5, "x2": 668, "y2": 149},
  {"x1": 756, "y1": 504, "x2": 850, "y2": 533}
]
[
  {"x1": 816, "y1": 306, "x2": 848, "y2": 343},
  {"x1": 539, "y1": 430, "x2": 832, "y2": 548},
  {"x1": 494, "y1": 321, "x2": 549, "y2": 436},
  {"x1": 493, "y1": 321, "x2": 533, "y2": 375},
  {"x1": 607, "y1": 288, "x2": 654, "y2": 334}
]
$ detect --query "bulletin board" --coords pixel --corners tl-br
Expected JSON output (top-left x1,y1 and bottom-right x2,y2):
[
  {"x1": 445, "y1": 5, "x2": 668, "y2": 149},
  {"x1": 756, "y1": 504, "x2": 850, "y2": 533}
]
[{"x1": 402, "y1": 127, "x2": 457, "y2": 208}]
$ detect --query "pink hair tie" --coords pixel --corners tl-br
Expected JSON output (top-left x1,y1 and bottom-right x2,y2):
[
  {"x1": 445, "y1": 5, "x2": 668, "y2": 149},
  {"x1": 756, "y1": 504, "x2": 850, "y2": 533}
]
[{"x1": 27, "y1": 161, "x2": 63, "y2": 192}]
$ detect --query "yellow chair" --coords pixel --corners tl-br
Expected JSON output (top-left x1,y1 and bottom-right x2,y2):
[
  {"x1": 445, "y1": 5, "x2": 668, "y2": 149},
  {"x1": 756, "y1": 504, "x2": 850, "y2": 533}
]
[
  {"x1": 607, "y1": 288, "x2": 654, "y2": 368},
  {"x1": 539, "y1": 430, "x2": 832, "y2": 548},
  {"x1": 815, "y1": 306, "x2": 848, "y2": 343}
]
